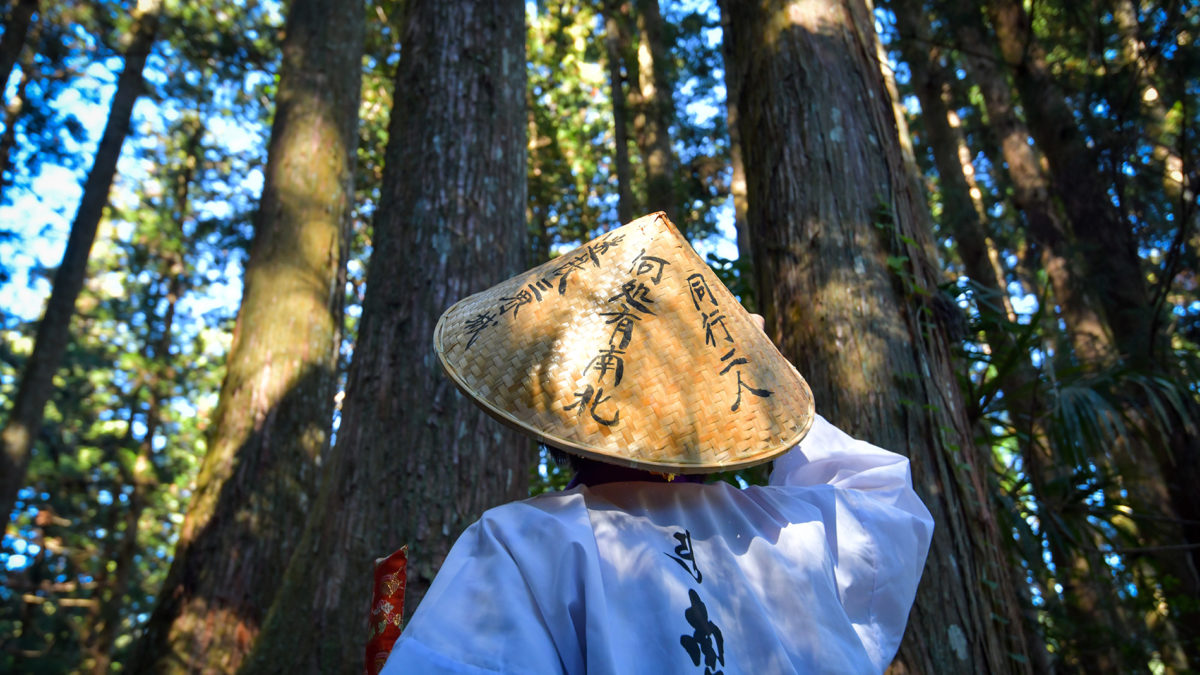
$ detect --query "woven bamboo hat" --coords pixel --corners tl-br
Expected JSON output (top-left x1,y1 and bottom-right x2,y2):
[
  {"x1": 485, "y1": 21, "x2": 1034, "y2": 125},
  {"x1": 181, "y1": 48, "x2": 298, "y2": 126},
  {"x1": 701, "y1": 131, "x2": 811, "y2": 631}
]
[{"x1": 433, "y1": 212, "x2": 815, "y2": 474}]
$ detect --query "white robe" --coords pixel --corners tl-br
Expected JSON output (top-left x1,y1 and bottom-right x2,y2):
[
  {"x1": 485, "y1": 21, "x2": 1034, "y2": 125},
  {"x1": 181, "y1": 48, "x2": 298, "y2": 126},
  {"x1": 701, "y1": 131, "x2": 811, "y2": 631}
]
[{"x1": 382, "y1": 416, "x2": 934, "y2": 674}]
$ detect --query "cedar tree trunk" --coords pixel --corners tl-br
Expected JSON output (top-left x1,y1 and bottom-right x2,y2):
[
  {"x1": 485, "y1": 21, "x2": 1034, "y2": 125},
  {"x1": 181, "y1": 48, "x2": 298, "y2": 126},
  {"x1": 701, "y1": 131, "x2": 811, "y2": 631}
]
[
  {"x1": 893, "y1": 4, "x2": 1114, "y2": 670},
  {"x1": 985, "y1": 0, "x2": 1153, "y2": 364},
  {"x1": 239, "y1": 0, "x2": 531, "y2": 672},
  {"x1": 719, "y1": 7, "x2": 752, "y2": 270},
  {"x1": 985, "y1": 0, "x2": 1200, "y2": 651},
  {"x1": 128, "y1": 1, "x2": 364, "y2": 672},
  {"x1": 720, "y1": 0, "x2": 1038, "y2": 671}
]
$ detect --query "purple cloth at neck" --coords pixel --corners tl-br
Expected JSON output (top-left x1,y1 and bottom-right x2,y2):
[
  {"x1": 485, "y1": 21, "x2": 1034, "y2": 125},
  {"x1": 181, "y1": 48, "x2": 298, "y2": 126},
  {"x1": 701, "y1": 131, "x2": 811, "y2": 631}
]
[{"x1": 566, "y1": 461, "x2": 705, "y2": 489}]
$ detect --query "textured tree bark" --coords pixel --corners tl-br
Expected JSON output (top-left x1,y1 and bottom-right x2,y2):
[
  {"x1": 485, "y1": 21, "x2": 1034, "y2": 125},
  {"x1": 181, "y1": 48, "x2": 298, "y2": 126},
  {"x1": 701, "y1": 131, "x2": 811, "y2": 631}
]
[
  {"x1": 127, "y1": 2, "x2": 364, "y2": 672},
  {"x1": 238, "y1": 0, "x2": 531, "y2": 672},
  {"x1": 0, "y1": 0, "x2": 38, "y2": 95},
  {"x1": 0, "y1": 0, "x2": 162, "y2": 523},
  {"x1": 604, "y1": 1, "x2": 636, "y2": 223},
  {"x1": 720, "y1": 1, "x2": 1036, "y2": 672}
]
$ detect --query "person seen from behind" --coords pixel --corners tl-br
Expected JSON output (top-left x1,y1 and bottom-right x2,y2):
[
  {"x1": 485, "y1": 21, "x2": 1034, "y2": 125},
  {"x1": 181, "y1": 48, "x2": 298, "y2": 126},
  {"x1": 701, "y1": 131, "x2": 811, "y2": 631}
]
[{"x1": 381, "y1": 213, "x2": 934, "y2": 674}]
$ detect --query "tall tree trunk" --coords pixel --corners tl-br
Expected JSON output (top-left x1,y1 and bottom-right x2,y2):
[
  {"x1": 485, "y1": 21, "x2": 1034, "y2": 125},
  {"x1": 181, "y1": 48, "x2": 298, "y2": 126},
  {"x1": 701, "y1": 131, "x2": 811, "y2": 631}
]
[
  {"x1": 128, "y1": 2, "x2": 364, "y2": 672},
  {"x1": 929, "y1": 5, "x2": 1197, "y2": 665},
  {"x1": 728, "y1": 123, "x2": 752, "y2": 266},
  {"x1": 985, "y1": 0, "x2": 1200, "y2": 653},
  {"x1": 603, "y1": 1, "x2": 636, "y2": 223},
  {"x1": 893, "y1": 5, "x2": 1121, "y2": 671},
  {"x1": 627, "y1": 0, "x2": 677, "y2": 222},
  {"x1": 0, "y1": 0, "x2": 162, "y2": 522},
  {"x1": 953, "y1": 122, "x2": 1018, "y2": 322},
  {"x1": 942, "y1": 1, "x2": 1113, "y2": 366},
  {"x1": 939, "y1": 20, "x2": 1183, "y2": 662},
  {"x1": 88, "y1": 174, "x2": 192, "y2": 670},
  {"x1": 0, "y1": 0, "x2": 38, "y2": 94},
  {"x1": 720, "y1": 1, "x2": 1038, "y2": 672},
  {"x1": 894, "y1": 18, "x2": 1008, "y2": 328},
  {"x1": 525, "y1": 76, "x2": 552, "y2": 265},
  {"x1": 985, "y1": 0, "x2": 1153, "y2": 365},
  {"x1": 239, "y1": 0, "x2": 531, "y2": 671}
]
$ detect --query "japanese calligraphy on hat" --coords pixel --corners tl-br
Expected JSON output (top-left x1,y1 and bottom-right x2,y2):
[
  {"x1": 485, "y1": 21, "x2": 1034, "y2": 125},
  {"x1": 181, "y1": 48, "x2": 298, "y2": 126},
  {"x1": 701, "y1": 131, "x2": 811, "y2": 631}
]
[{"x1": 433, "y1": 212, "x2": 815, "y2": 474}]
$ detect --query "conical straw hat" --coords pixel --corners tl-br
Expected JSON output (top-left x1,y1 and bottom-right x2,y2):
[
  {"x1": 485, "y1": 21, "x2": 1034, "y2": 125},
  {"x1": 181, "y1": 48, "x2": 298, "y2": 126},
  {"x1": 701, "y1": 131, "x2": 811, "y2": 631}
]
[{"x1": 433, "y1": 213, "x2": 815, "y2": 474}]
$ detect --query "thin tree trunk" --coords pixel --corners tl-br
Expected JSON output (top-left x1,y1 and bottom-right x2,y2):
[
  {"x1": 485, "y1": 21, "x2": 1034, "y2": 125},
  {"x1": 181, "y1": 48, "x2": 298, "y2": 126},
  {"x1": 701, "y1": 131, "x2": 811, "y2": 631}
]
[
  {"x1": 128, "y1": 2, "x2": 364, "y2": 672},
  {"x1": 0, "y1": 0, "x2": 162, "y2": 523},
  {"x1": 986, "y1": 0, "x2": 1153, "y2": 365},
  {"x1": 895, "y1": 23, "x2": 1008, "y2": 328},
  {"x1": 81, "y1": 489, "x2": 123, "y2": 669},
  {"x1": 892, "y1": 4, "x2": 1028, "y2": 417},
  {"x1": 525, "y1": 79, "x2": 552, "y2": 264},
  {"x1": 942, "y1": 105, "x2": 1018, "y2": 319},
  {"x1": 719, "y1": 8, "x2": 752, "y2": 270},
  {"x1": 88, "y1": 488, "x2": 147, "y2": 673},
  {"x1": 728, "y1": 127, "x2": 751, "y2": 265},
  {"x1": 943, "y1": 2, "x2": 1114, "y2": 366},
  {"x1": 239, "y1": 0, "x2": 531, "y2": 671},
  {"x1": 946, "y1": 4, "x2": 1196, "y2": 665},
  {"x1": 0, "y1": 52, "x2": 31, "y2": 204},
  {"x1": 720, "y1": 1, "x2": 1037, "y2": 671},
  {"x1": 627, "y1": 0, "x2": 677, "y2": 223},
  {"x1": 87, "y1": 183, "x2": 191, "y2": 668},
  {"x1": 0, "y1": 0, "x2": 38, "y2": 94},
  {"x1": 603, "y1": 0, "x2": 636, "y2": 223}
]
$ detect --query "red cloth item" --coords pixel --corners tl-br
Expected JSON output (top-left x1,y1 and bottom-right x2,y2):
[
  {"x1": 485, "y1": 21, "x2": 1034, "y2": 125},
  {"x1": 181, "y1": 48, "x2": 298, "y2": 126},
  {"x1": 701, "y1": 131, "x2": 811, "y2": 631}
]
[{"x1": 365, "y1": 546, "x2": 408, "y2": 675}]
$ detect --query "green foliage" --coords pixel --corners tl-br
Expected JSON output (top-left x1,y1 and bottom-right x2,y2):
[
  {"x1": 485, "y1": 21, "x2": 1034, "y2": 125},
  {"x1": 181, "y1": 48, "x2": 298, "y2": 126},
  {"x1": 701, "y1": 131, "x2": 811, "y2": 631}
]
[
  {"x1": 660, "y1": 1, "x2": 729, "y2": 236},
  {"x1": 3, "y1": 0, "x2": 1199, "y2": 670},
  {"x1": 882, "y1": 0, "x2": 1200, "y2": 667},
  {"x1": 525, "y1": 0, "x2": 730, "y2": 258},
  {"x1": 526, "y1": 1, "x2": 613, "y2": 256},
  {"x1": 528, "y1": 444, "x2": 574, "y2": 496},
  {"x1": 0, "y1": 0, "x2": 275, "y2": 669},
  {"x1": 705, "y1": 252, "x2": 755, "y2": 312}
]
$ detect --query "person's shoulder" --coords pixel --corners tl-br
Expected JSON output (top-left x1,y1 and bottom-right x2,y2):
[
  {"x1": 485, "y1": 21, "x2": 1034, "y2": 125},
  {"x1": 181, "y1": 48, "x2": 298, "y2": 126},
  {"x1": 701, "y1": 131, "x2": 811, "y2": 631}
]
[
  {"x1": 481, "y1": 487, "x2": 587, "y2": 519},
  {"x1": 471, "y1": 488, "x2": 594, "y2": 550}
]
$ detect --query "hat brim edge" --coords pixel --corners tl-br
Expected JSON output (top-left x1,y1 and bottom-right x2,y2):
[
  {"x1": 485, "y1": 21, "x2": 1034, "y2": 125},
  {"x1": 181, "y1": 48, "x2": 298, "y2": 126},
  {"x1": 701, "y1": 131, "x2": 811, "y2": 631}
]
[{"x1": 433, "y1": 300, "x2": 816, "y2": 475}]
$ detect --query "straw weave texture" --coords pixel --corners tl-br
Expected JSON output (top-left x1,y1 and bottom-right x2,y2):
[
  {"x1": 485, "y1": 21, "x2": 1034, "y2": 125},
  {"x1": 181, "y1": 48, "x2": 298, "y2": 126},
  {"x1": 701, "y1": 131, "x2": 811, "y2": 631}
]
[{"x1": 433, "y1": 213, "x2": 814, "y2": 473}]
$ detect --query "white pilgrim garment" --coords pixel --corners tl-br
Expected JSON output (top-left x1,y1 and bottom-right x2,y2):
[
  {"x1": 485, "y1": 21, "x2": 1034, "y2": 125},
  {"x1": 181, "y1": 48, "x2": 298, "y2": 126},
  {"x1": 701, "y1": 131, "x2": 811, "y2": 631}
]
[{"x1": 382, "y1": 415, "x2": 934, "y2": 674}]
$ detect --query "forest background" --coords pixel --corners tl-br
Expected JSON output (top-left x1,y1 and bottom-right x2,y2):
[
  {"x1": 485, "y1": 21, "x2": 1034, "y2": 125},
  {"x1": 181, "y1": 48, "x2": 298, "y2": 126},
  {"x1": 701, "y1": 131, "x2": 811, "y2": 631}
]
[{"x1": 0, "y1": 0, "x2": 1197, "y2": 673}]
